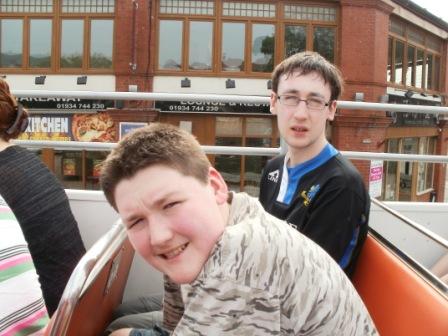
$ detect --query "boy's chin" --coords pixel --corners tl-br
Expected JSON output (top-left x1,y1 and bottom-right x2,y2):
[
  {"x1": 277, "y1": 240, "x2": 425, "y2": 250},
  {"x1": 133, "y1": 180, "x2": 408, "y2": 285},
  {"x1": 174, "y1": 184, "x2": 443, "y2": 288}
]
[{"x1": 167, "y1": 270, "x2": 200, "y2": 284}]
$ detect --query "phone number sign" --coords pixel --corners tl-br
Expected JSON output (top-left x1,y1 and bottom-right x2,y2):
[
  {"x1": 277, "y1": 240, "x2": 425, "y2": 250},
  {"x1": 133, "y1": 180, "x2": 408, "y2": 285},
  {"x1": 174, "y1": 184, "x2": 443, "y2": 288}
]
[
  {"x1": 18, "y1": 97, "x2": 114, "y2": 110},
  {"x1": 155, "y1": 100, "x2": 270, "y2": 114}
]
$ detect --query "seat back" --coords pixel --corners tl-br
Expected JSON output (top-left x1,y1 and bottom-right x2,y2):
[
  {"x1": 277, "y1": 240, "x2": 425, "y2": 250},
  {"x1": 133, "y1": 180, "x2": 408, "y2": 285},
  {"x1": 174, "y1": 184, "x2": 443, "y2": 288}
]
[
  {"x1": 45, "y1": 221, "x2": 134, "y2": 336},
  {"x1": 353, "y1": 233, "x2": 448, "y2": 336}
]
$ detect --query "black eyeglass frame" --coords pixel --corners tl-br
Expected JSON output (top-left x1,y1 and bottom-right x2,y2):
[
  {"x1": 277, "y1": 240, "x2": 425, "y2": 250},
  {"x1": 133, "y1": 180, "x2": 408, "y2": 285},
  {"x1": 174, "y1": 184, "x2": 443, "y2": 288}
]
[{"x1": 275, "y1": 94, "x2": 331, "y2": 111}]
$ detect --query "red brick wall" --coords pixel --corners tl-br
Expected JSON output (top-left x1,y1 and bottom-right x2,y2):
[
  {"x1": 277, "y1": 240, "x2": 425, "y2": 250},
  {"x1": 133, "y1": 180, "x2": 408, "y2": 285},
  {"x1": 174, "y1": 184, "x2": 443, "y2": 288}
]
[
  {"x1": 334, "y1": 0, "x2": 394, "y2": 186},
  {"x1": 115, "y1": 0, "x2": 153, "y2": 93}
]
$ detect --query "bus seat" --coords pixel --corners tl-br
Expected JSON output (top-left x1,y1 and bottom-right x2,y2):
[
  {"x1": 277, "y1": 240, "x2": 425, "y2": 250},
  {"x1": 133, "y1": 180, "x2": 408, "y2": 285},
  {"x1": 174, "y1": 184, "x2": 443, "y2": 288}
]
[
  {"x1": 353, "y1": 233, "x2": 448, "y2": 336},
  {"x1": 45, "y1": 221, "x2": 135, "y2": 336}
]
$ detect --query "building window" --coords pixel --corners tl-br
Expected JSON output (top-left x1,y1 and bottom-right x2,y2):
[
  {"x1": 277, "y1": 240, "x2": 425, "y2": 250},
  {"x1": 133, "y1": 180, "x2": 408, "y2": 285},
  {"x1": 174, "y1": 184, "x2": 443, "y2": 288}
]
[
  {"x1": 158, "y1": 20, "x2": 183, "y2": 70},
  {"x1": 251, "y1": 24, "x2": 275, "y2": 73},
  {"x1": 0, "y1": 2, "x2": 114, "y2": 72},
  {"x1": 417, "y1": 137, "x2": 435, "y2": 193},
  {"x1": 221, "y1": 22, "x2": 245, "y2": 71},
  {"x1": 415, "y1": 49, "x2": 424, "y2": 88},
  {"x1": 387, "y1": 38, "x2": 393, "y2": 82},
  {"x1": 61, "y1": 20, "x2": 84, "y2": 68},
  {"x1": 0, "y1": 19, "x2": 23, "y2": 68},
  {"x1": 284, "y1": 4, "x2": 336, "y2": 22},
  {"x1": 394, "y1": 40, "x2": 404, "y2": 85},
  {"x1": 215, "y1": 116, "x2": 277, "y2": 196},
  {"x1": 160, "y1": 0, "x2": 214, "y2": 15},
  {"x1": 223, "y1": 2, "x2": 275, "y2": 18},
  {"x1": 90, "y1": 19, "x2": 114, "y2": 69},
  {"x1": 0, "y1": 0, "x2": 52, "y2": 13},
  {"x1": 189, "y1": 21, "x2": 213, "y2": 71},
  {"x1": 405, "y1": 45, "x2": 415, "y2": 87},
  {"x1": 383, "y1": 136, "x2": 436, "y2": 201},
  {"x1": 383, "y1": 139, "x2": 399, "y2": 201},
  {"x1": 284, "y1": 25, "x2": 306, "y2": 57},
  {"x1": 29, "y1": 19, "x2": 52, "y2": 68},
  {"x1": 387, "y1": 17, "x2": 442, "y2": 92},
  {"x1": 215, "y1": 117, "x2": 243, "y2": 192},
  {"x1": 313, "y1": 26, "x2": 335, "y2": 63},
  {"x1": 156, "y1": 0, "x2": 337, "y2": 76},
  {"x1": 62, "y1": 0, "x2": 115, "y2": 13}
]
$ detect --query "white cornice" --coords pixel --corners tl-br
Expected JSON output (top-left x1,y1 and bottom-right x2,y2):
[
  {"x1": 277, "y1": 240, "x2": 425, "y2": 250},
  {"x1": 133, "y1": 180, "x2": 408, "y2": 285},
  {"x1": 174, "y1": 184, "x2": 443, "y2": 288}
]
[{"x1": 382, "y1": 0, "x2": 448, "y2": 38}]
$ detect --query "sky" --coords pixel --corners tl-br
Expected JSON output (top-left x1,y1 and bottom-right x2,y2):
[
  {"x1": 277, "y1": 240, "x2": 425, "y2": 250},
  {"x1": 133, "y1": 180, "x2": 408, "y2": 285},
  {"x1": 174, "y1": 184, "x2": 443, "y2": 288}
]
[{"x1": 410, "y1": 0, "x2": 448, "y2": 23}]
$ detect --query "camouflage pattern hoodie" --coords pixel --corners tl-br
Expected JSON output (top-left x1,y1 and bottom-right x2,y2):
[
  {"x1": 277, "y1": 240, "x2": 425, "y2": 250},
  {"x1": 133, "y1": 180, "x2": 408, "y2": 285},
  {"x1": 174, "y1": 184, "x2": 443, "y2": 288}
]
[{"x1": 163, "y1": 192, "x2": 377, "y2": 335}]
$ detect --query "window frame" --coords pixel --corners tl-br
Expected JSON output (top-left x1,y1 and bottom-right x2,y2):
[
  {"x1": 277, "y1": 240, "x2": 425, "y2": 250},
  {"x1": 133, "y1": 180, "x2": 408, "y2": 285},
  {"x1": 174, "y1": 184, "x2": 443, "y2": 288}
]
[
  {"x1": 382, "y1": 135, "x2": 437, "y2": 201},
  {"x1": 0, "y1": 1, "x2": 115, "y2": 74},
  {"x1": 214, "y1": 115, "x2": 278, "y2": 195},
  {"x1": 387, "y1": 17, "x2": 442, "y2": 93},
  {"x1": 154, "y1": 0, "x2": 338, "y2": 77},
  {"x1": 416, "y1": 137, "x2": 436, "y2": 195}
]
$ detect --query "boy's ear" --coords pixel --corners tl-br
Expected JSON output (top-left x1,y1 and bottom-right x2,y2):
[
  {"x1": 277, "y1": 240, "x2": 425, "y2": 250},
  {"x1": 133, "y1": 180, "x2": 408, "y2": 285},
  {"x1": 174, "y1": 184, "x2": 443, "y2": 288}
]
[
  {"x1": 327, "y1": 100, "x2": 337, "y2": 121},
  {"x1": 208, "y1": 167, "x2": 228, "y2": 205},
  {"x1": 270, "y1": 92, "x2": 277, "y2": 115}
]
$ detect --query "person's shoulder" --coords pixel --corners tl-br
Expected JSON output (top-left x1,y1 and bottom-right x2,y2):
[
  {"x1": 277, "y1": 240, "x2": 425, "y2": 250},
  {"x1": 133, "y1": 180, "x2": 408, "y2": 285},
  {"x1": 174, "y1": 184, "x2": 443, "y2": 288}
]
[
  {"x1": 211, "y1": 194, "x2": 295, "y2": 282},
  {"x1": 260, "y1": 154, "x2": 284, "y2": 188},
  {"x1": 0, "y1": 196, "x2": 50, "y2": 332},
  {"x1": 265, "y1": 154, "x2": 285, "y2": 169},
  {"x1": 324, "y1": 154, "x2": 365, "y2": 185}
]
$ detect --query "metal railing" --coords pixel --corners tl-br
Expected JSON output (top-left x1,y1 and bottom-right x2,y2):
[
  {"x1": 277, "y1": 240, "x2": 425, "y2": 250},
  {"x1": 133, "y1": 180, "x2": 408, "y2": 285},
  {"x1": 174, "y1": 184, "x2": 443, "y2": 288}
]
[
  {"x1": 11, "y1": 90, "x2": 448, "y2": 273},
  {"x1": 13, "y1": 140, "x2": 448, "y2": 164},
  {"x1": 12, "y1": 89, "x2": 448, "y2": 230},
  {"x1": 12, "y1": 90, "x2": 448, "y2": 164},
  {"x1": 11, "y1": 90, "x2": 448, "y2": 115}
]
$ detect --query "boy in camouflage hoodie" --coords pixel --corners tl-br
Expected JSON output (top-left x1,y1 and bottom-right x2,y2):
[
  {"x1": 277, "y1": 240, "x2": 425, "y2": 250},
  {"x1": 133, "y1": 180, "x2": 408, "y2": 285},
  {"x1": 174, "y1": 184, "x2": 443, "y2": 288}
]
[{"x1": 100, "y1": 123, "x2": 377, "y2": 336}]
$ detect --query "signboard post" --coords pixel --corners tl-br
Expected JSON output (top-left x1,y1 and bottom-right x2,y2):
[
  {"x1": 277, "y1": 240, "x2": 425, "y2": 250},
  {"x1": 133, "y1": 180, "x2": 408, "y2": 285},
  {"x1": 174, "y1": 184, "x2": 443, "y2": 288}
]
[{"x1": 369, "y1": 160, "x2": 383, "y2": 198}]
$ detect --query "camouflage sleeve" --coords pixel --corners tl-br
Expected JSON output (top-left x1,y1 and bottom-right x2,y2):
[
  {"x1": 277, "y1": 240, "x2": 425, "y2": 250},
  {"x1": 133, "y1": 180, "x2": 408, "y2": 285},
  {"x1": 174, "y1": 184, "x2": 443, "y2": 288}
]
[
  {"x1": 172, "y1": 277, "x2": 281, "y2": 336},
  {"x1": 162, "y1": 275, "x2": 184, "y2": 332}
]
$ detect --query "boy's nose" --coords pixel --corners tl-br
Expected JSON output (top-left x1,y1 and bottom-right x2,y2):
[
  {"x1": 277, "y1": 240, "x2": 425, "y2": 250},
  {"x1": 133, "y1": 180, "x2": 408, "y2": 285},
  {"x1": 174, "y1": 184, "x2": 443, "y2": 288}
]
[
  {"x1": 292, "y1": 101, "x2": 308, "y2": 118},
  {"x1": 148, "y1": 219, "x2": 173, "y2": 246}
]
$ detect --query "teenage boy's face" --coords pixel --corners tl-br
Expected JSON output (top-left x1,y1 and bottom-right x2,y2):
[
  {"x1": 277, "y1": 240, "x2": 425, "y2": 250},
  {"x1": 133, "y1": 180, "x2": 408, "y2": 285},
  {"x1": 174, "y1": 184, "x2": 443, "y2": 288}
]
[
  {"x1": 270, "y1": 70, "x2": 336, "y2": 157},
  {"x1": 115, "y1": 164, "x2": 229, "y2": 284}
]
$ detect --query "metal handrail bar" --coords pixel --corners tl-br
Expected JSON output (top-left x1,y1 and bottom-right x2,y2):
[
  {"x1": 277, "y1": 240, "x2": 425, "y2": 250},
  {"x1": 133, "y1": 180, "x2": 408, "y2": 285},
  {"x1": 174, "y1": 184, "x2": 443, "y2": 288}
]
[
  {"x1": 13, "y1": 139, "x2": 448, "y2": 164},
  {"x1": 49, "y1": 221, "x2": 127, "y2": 336},
  {"x1": 371, "y1": 198, "x2": 448, "y2": 249},
  {"x1": 12, "y1": 90, "x2": 448, "y2": 115}
]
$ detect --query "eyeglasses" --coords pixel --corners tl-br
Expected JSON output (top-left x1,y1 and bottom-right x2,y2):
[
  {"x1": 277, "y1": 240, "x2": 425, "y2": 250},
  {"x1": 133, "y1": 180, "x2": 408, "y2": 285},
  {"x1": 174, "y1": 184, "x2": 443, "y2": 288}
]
[{"x1": 276, "y1": 94, "x2": 330, "y2": 111}]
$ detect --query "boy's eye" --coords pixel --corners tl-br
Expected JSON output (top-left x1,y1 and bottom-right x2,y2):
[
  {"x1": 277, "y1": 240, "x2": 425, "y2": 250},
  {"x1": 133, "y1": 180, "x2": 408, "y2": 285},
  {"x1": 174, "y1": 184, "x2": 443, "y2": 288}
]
[
  {"x1": 163, "y1": 201, "x2": 181, "y2": 210},
  {"x1": 126, "y1": 218, "x2": 142, "y2": 229},
  {"x1": 283, "y1": 95, "x2": 298, "y2": 104}
]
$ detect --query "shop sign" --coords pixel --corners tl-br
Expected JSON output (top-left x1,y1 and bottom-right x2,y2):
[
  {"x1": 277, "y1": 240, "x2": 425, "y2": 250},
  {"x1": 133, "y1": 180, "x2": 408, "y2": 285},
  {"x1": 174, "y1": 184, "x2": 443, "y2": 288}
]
[
  {"x1": 18, "y1": 112, "x2": 116, "y2": 142},
  {"x1": 119, "y1": 122, "x2": 147, "y2": 140},
  {"x1": 387, "y1": 95, "x2": 439, "y2": 127},
  {"x1": 17, "y1": 97, "x2": 114, "y2": 111},
  {"x1": 71, "y1": 112, "x2": 115, "y2": 142},
  {"x1": 155, "y1": 100, "x2": 270, "y2": 114},
  {"x1": 18, "y1": 115, "x2": 72, "y2": 141},
  {"x1": 369, "y1": 160, "x2": 383, "y2": 198}
]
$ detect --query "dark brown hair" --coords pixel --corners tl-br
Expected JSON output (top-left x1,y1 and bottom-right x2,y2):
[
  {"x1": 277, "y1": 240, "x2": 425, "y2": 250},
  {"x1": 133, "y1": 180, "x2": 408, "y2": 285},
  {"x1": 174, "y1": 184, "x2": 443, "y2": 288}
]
[
  {"x1": 100, "y1": 123, "x2": 211, "y2": 209},
  {"x1": 271, "y1": 51, "x2": 344, "y2": 101},
  {"x1": 0, "y1": 78, "x2": 29, "y2": 141}
]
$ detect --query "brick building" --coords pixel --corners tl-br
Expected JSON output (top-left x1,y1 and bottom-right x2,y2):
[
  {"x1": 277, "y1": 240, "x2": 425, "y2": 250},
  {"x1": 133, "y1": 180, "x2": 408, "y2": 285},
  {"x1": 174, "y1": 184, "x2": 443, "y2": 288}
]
[{"x1": 1, "y1": 0, "x2": 447, "y2": 201}]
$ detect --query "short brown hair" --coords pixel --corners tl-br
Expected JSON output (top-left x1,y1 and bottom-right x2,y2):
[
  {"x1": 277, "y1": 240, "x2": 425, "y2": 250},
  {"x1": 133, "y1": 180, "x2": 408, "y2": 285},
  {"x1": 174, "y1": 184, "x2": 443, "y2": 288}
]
[
  {"x1": 0, "y1": 78, "x2": 29, "y2": 141},
  {"x1": 100, "y1": 123, "x2": 211, "y2": 209},
  {"x1": 271, "y1": 51, "x2": 344, "y2": 101}
]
